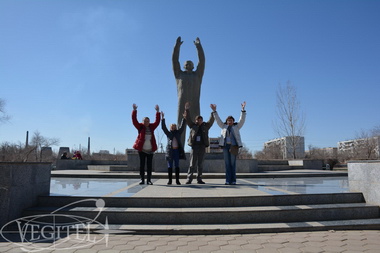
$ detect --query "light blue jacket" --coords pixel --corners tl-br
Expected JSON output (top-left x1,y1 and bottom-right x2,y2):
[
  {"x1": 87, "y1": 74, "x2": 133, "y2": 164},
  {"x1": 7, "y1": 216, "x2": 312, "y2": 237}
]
[{"x1": 213, "y1": 110, "x2": 246, "y2": 147}]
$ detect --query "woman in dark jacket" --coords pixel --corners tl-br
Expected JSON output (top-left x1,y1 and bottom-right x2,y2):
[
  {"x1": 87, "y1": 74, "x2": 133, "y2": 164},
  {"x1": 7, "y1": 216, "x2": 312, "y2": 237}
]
[
  {"x1": 132, "y1": 103, "x2": 161, "y2": 185},
  {"x1": 161, "y1": 111, "x2": 186, "y2": 185}
]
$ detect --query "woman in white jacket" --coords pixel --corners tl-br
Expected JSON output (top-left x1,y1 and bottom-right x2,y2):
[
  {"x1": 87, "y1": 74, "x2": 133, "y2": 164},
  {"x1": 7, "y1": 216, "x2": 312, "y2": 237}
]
[{"x1": 211, "y1": 102, "x2": 246, "y2": 185}]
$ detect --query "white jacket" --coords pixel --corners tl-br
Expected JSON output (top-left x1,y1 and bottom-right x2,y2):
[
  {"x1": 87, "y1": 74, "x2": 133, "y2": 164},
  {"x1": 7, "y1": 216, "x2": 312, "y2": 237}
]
[{"x1": 213, "y1": 110, "x2": 246, "y2": 147}]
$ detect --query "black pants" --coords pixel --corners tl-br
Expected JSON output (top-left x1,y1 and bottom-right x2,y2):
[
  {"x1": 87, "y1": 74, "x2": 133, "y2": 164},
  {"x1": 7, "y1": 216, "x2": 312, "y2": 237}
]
[{"x1": 138, "y1": 151, "x2": 153, "y2": 180}]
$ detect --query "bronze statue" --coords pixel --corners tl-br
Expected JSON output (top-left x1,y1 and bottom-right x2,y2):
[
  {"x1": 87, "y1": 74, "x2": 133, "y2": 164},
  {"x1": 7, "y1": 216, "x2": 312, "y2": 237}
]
[{"x1": 172, "y1": 36, "x2": 205, "y2": 145}]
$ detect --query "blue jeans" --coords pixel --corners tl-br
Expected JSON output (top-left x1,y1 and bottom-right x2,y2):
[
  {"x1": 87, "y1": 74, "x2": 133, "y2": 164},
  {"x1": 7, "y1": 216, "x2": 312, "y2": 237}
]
[
  {"x1": 167, "y1": 148, "x2": 180, "y2": 168},
  {"x1": 223, "y1": 144, "x2": 237, "y2": 184}
]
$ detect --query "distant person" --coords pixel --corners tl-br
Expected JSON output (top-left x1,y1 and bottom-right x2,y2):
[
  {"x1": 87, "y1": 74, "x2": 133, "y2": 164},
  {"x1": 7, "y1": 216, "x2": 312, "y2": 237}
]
[
  {"x1": 132, "y1": 103, "x2": 161, "y2": 185},
  {"x1": 183, "y1": 102, "x2": 214, "y2": 184},
  {"x1": 72, "y1": 151, "x2": 83, "y2": 160},
  {"x1": 172, "y1": 36, "x2": 205, "y2": 146},
  {"x1": 60, "y1": 152, "x2": 70, "y2": 159},
  {"x1": 211, "y1": 102, "x2": 246, "y2": 185},
  {"x1": 161, "y1": 111, "x2": 186, "y2": 185}
]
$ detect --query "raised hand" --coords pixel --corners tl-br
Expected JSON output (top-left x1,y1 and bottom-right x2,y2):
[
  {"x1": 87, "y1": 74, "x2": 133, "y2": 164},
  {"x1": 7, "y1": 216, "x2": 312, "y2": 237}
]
[
  {"x1": 210, "y1": 104, "x2": 217, "y2": 112},
  {"x1": 155, "y1": 105, "x2": 160, "y2": 112},
  {"x1": 241, "y1": 101, "x2": 246, "y2": 110},
  {"x1": 133, "y1": 103, "x2": 138, "y2": 110}
]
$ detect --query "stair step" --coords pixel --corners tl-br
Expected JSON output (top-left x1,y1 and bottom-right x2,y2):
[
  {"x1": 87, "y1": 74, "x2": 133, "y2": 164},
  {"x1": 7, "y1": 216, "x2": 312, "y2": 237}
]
[
  {"x1": 98, "y1": 218, "x2": 380, "y2": 234},
  {"x1": 24, "y1": 203, "x2": 379, "y2": 224},
  {"x1": 37, "y1": 192, "x2": 365, "y2": 208}
]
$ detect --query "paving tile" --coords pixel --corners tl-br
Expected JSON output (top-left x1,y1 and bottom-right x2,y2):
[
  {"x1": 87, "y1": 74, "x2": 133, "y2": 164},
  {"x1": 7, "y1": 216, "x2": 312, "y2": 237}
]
[
  {"x1": 303, "y1": 241, "x2": 329, "y2": 247},
  {"x1": 363, "y1": 244, "x2": 380, "y2": 250},
  {"x1": 341, "y1": 245, "x2": 368, "y2": 252},
  {"x1": 177, "y1": 245, "x2": 200, "y2": 251},
  {"x1": 364, "y1": 250, "x2": 380, "y2": 253},
  {"x1": 133, "y1": 244, "x2": 158, "y2": 251},
  {"x1": 73, "y1": 249, "x2": 97, "y2": 253},
  {"x1": 198, "y1": 244, "x2": 223, "y2": 251},
  {"x1": 207, "y1": 240, "x2": 229, "y2": 247},
  {"x1": 269, "y1": 238, "x2": 290, "y2": 244},
  {"x1": 323, "y1": 240, "x2": 346, "y2": 247},
  {"x1": 321, "y1": 245, "x2": 346, "y2": 252},
  {"x1": 227, "y1": 238, "x2": 249, "y2": 245},
  {"x1": 256, "y1": 248, "x2": 281, "y2": 253},
  {"x1": 97, "y1": 250, "x2": 121, "y2": 253},
  {"x1": 305, "y1": 236, "x2": 328, "y2": 242},
  {"x1": 286, "y1": 237, "x2": 309, "y2": 243},
  {"x1": 282, "y1": 242, "x2": 305, "y2": 249},
  {"x1": 298, "y1": 246, "x2": 324, "y2": 252},
  {"x1": 234, "y1": 249, "x2": 259, "y2": 253},
  {"x1": 241, "y1": 243, "x2": 264, "y2": 250},
  {"x1": 111, "y1": 244, "x2": 136, "y2": 251},
  {"x1": 278, "y1": 247, "x2": 302, "y2": 253}
]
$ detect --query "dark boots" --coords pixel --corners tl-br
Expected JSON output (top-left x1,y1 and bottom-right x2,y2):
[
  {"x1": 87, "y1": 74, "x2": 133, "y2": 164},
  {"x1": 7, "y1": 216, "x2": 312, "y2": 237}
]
[
  {"x1": 168, "y1": 167, "x2": 181, "y2": 185},
  {"x1": 167, "y1": 167, "x2": 173, "y2": 185},
  {"x1": 175, "y1": 167, "x2": 181, "y2": 185},
  {"x1": 139, "y1": 176, "x2": 144, "y2": 185},
  {"x1": 147, "y1": 169, "x2": 153, "y2": 185}
]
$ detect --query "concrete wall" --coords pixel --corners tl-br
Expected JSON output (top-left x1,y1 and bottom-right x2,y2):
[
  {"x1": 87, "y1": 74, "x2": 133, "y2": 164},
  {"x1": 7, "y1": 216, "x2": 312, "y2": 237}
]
[
  {"x1": 303, "y1": 160, "x2": 324, "y2": 170},
  {"x1": 55, "y1": 159, "x2": 130, "y2": 170},
  {"x1": 0, "y1": 162, "x2": 52, "y2": 227},
  {"x1": 56, "y1": 156, "x2": 322, "y2": 173},
  {"x1": 127, "y1": 153, "x2": 259, "y2": 173},
  {"x1": 348, "y1": 160, "x2": 380, "y2": 205}
]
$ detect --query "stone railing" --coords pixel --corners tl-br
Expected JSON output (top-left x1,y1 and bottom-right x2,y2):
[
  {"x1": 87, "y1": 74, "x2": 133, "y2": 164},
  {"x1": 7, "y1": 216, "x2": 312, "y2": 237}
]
[{"x1": 348, "y1": 160, "x2": 380, "y2": 205}]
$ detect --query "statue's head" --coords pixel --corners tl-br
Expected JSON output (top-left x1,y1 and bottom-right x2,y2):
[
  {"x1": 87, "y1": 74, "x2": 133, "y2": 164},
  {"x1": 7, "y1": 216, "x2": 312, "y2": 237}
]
[{"x1": 183, "y1": 60, "x2": 194, "y2": 71}]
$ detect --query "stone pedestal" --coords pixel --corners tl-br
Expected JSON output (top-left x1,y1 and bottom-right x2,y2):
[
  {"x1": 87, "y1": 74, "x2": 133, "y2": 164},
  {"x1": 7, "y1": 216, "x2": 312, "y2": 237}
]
[
  {"x1": 348, "y1": 160, "x2": 380, "y2": 205},
  {"x1": 0, "y1": 162, "x2": 52, "y2": 227}
]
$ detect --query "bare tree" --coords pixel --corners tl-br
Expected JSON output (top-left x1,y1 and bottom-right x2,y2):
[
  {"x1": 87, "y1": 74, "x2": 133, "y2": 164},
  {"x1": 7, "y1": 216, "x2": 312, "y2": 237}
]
[
  {"x1": 238, "y1": 144, "x2": 253, "y2": 159},
  {"x1": 0, "y1": 98, "x2": 11, "y2": 124},
  {"x1": 273, "y1": 81, "x2": 306, "y2": 159},
  {"x1": 354, "y1": 127, "x2": 380, "y2": 159},
  {"x1": 28, "y1": 131, "x2": 60, "y2": 162},
  {"x1": 371, "y1": 125, "x2": 380, "y2": 137}
]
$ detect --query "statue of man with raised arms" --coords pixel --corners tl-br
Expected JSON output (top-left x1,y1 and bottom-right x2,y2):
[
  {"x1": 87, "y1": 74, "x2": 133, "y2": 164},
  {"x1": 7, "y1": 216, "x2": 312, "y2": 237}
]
[{"x1": 172, "y1": 36, "x2": 205, "y2": 146}]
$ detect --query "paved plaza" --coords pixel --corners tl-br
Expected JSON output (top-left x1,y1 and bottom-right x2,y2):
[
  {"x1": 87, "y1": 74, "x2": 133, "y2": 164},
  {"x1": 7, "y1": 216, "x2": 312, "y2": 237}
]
[
  {"x1": 1, "y1": 230, "x2": 380, "y2": 252},
  {"x1": 1, "y1": 170, "x2": 379, "y2": 252}
]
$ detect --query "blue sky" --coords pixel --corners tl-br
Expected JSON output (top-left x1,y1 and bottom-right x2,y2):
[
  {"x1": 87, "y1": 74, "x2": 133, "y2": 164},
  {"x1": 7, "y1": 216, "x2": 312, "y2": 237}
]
[{"x1": 1, "y1": 0, "x2": 379, "y2": 154}]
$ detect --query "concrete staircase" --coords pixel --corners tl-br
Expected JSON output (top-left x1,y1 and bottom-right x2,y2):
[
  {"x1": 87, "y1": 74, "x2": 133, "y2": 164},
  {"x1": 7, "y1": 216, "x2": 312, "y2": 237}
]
[{"x1": 23, "y1": 193, "x2": 380, "y2": 235}]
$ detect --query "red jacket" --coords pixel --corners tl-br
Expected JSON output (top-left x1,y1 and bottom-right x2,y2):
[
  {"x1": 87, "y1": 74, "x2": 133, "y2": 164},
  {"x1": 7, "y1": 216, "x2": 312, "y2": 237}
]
[{"x1": 132, "y1": 110, "x2": 161, "y2": 152}]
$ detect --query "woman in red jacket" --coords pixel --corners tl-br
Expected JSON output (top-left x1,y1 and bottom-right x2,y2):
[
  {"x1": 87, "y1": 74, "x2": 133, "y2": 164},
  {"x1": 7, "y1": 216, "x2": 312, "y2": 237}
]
[{"x1": 132, "y1": 103, "x2": 161, "y2": 185}]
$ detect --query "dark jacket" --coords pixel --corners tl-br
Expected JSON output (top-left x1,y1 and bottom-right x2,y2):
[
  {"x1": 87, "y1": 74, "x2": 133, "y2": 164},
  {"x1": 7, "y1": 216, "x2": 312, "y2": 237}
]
[
  {"x1": 162, "y1": 118, "x2": 186, "y2": 161},
  {"x1": 185, "y1": 109, "x2": 214, "y2": 147},
  {"x1": 132, "y1": 110, "x2": 161, "y2": 152}
]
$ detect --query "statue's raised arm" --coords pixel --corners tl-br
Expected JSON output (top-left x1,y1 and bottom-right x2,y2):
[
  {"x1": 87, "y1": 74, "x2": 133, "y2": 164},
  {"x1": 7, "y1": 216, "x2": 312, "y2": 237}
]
[
  {"x1": 172, "y1": 36, "x2": 183, "y2": 78},
  {"x1": 194, "y1": 37, "x2": 205, "y2": 79}
]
